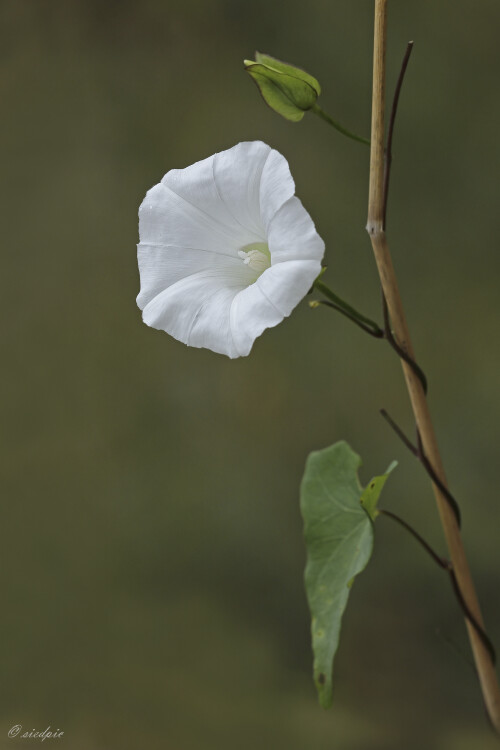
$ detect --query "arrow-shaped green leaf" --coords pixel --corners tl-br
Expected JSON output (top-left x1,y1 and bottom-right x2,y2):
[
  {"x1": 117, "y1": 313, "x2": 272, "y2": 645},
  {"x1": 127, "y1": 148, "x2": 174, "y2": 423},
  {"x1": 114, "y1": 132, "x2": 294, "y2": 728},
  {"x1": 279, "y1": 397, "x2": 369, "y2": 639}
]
[{"x1": 300, "y1": 441, "x2": 396, "y2": 708}]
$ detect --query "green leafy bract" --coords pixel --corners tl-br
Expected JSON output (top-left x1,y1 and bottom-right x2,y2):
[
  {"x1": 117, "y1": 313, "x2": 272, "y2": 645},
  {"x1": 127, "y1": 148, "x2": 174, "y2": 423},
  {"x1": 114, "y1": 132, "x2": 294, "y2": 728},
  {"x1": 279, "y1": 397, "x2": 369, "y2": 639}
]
[{"x1": 300, "y1": 441, "x2": 396, "y2": 708}]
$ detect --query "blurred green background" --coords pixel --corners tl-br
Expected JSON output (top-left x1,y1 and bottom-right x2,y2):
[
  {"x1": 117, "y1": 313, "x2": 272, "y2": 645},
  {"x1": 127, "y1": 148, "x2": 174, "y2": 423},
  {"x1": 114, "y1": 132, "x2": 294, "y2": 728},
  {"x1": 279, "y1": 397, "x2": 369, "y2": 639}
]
[{"x1": 1, "y1": 1, "x2": 500, "y2": 747}]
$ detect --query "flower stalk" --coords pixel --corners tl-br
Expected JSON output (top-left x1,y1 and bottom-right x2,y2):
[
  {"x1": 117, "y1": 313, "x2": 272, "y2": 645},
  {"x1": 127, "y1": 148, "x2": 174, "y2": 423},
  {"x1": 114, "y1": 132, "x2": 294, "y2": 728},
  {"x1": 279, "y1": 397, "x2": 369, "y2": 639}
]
[
  {"x1": 311, "y1": 103, "x2": 370, "y2": 146},
  {"x1": 312, "y1": 279, "x2": 384, "y2": 337},
  {"x1": 367, "y1": 0, "x2": 500, "y2": 731}
]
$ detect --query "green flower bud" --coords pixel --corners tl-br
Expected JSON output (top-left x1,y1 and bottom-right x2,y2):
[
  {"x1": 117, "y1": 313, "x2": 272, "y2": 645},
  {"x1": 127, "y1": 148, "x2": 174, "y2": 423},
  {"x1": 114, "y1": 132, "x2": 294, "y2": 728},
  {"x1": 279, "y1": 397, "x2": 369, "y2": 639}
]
[{"x1": 244, "y1": 52, "x2": 321, "y2": 122}]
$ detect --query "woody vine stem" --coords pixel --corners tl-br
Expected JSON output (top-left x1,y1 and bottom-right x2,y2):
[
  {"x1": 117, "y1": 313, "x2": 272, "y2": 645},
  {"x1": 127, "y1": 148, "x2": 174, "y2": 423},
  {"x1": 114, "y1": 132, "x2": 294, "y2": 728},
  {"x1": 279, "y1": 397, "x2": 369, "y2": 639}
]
[{"x1": 368, "y1": 0, "x2": 500, "y2": 731}]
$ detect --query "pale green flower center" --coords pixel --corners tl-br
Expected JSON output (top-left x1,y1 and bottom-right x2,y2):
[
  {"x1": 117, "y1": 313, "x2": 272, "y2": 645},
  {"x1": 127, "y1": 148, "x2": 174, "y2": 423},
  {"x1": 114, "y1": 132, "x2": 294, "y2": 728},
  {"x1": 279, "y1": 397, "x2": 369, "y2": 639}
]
[{"x1": 238, "y1": 243, "x2": 271, "y2": 276}]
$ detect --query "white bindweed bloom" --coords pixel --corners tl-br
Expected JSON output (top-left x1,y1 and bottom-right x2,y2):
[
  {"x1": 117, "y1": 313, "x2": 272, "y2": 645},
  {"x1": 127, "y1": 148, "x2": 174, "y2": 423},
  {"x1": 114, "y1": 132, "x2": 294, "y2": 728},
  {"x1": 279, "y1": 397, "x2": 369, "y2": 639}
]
[{"x1": 137, "y1": 141, "x2": 325, "y2": 358}]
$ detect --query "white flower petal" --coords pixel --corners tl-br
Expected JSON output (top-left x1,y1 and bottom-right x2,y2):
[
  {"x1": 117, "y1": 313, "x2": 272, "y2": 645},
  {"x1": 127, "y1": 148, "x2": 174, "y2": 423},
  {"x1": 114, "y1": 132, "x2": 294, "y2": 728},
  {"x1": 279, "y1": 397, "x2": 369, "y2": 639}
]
[
  {"x1": 268, "y1": 196, "x2": 325, "y2": 264},
  {"x1": 259, "y1": 148, "x2": 295, "y2": 230},
  {"x1": 137, "y1": 243, "x2": 251, "y2": 311},
  {"x1": 142, "y1": 269, "x2": 248, "y2": 358},
  {"x1": 163, "y1": 151, "x2": 263, "y2": 247},
  {"x1": 139, "y1": 181, "x2": 248, "y2": 257},
  {"x1": 229, "y1": 259, "x2": 321, "y2": 357},
  {"x1": 229, "y1": 283, "x2": 285, "y2": 357},
  {"x1": 257, "y1": 259, "x2": 321, "y2": 316},
  {"x1": 212, "y1": 141, "x2": 271, "y2": 238},
  {"x1": 187, "y1": 286, "x2": 242, "y2": 357}
]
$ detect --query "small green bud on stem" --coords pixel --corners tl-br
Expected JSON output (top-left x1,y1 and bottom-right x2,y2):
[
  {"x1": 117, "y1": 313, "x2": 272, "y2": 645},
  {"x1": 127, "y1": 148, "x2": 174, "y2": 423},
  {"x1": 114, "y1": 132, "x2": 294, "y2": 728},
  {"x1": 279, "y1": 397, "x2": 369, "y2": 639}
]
[
  {"x1": 244, "y1": 52, "x2": 369, "y2": 144},
  {"x1": 244, "y1": 52, "x2": 320, "y2": 122}
]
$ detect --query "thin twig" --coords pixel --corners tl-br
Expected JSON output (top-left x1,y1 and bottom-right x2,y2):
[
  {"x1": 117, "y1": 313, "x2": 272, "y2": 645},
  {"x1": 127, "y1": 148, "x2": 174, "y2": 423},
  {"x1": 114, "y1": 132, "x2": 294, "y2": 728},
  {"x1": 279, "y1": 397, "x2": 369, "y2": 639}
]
[
  {"x1": 313, "y1": 279, "x2": 385, "y2": 337},
  {"x1": 380, "y1": 409, "x2": 461, "y2": 525},
  {"x1": 415, "y1": 432, "x2": 461, "y2": 527},
  {"x1": 448, "y1": 569, "x2": 497, "y2": 666},
  {"x1": 379, "y1": 509, "x2": 496, "y2": 666},
  {"x1": 314, "y1": 280, "x2": 430, "y2": 384},
  {"x1": 382, "y1": 292, "x2": 428, "y2": 393},
  {"x1": 380, "y1": 408, "x2": 419, "y2": 457},
  {"x1": 311, "y1": 299, "x2": 384, "y2": 338},
  {"x1": 383, "y1": 42, "x2": 414, "y2": 229},
  {"x1": 378, "y1": 508, "x2": 447, "y2": 568}
]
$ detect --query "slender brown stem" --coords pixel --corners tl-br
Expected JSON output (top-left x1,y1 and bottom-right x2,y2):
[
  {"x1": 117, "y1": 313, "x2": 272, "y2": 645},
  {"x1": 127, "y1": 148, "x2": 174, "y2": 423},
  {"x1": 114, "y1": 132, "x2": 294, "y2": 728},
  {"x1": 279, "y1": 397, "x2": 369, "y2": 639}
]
[{"x1": 367, "y1": 0, "x2": 500, "y2": 731}]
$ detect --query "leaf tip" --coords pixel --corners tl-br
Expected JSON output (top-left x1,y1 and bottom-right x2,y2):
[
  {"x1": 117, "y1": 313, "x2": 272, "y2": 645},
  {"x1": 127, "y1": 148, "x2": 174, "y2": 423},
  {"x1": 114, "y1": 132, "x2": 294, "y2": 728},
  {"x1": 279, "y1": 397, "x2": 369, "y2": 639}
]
[{"x1": 317, "y1": 679, "x2": 333, "y2": 709}]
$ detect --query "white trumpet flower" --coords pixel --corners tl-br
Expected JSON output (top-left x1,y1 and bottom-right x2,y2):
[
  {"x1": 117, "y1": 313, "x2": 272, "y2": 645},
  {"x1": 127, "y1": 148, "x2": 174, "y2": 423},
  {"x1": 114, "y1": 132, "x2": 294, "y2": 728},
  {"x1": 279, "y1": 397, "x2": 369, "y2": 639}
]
[{"x1": 137, "y1": 141, "x2": 325, "y2": 358}]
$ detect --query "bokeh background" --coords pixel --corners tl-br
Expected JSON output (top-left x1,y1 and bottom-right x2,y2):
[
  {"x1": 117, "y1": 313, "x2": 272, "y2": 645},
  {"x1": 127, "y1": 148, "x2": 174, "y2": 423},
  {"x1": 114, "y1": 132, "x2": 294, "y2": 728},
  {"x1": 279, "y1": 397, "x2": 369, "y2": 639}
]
[{"x1": 2, "y1": 1, "x2": 500, "y2": 748}]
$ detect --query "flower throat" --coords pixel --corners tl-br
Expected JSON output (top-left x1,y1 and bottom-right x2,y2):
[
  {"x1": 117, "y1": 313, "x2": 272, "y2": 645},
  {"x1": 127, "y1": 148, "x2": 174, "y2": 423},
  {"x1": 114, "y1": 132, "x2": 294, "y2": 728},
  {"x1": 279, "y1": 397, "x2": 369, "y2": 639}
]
[{"x1": 238, "y1": 242, "x2": 271, "y2": 275}]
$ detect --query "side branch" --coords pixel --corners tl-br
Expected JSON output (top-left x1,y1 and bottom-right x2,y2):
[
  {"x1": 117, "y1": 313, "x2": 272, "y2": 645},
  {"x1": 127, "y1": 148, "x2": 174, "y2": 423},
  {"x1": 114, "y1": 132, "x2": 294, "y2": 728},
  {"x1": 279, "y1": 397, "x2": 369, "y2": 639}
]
[{"x1": 366, "y1": 0, "x2": 500, "y2": 731}]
